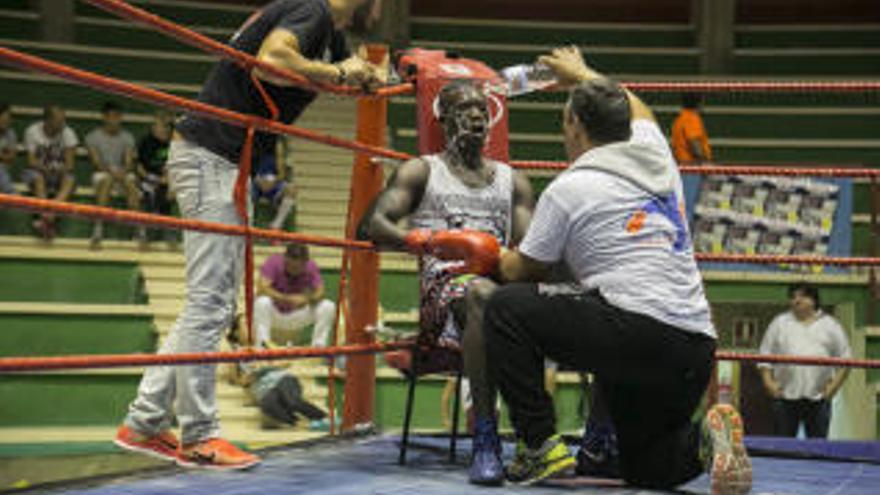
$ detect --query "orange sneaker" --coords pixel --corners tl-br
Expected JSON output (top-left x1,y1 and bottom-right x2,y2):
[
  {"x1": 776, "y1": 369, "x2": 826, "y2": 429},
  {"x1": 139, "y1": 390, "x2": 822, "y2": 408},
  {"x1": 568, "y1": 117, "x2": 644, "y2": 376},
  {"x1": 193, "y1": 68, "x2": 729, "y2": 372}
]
[
  {"x1": 114, "y1": 424, "x2": 180, "y2": 462},
  {"x1": 177, "y1": 438, "x2": 261, "y2": 471}
]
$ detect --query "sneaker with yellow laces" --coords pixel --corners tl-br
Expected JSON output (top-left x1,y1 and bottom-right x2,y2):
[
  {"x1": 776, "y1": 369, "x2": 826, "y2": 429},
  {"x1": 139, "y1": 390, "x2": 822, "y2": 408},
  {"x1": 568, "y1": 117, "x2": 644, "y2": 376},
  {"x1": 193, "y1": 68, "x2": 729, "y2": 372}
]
[
  {"x1": 505, "y1": 434, "x2": 576, "y2": 485},
  {"x1": 177, "y1": 438, "x2": 261, "y2": 471},
  {"x1": 702, "y1": 403, "x2": 753, "y2": 495}
]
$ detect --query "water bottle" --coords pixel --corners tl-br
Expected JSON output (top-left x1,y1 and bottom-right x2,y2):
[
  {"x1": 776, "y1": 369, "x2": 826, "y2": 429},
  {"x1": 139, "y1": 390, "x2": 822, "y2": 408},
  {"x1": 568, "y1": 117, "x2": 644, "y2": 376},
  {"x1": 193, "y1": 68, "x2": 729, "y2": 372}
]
[{"x1": 500, "y1": 63, "x2": 557, "y2": 97}]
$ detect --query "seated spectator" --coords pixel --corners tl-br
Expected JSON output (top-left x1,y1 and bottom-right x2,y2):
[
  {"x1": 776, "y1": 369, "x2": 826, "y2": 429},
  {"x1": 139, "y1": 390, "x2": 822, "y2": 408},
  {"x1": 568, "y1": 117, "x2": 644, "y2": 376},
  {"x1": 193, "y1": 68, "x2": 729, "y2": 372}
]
[
  {"x1": 0, "y1": 103, "x2": 16, "y2": 195},
  {"x1": 253, "y1": 138, "x2": 297, "y2": 231},
  {"x1": 254, "y1": 244, "x2": 336, "y2": 349},
  {"x1": 136, "y1": 110, "x2": 176, "y2": 247},
  {"x1": 87, "y1": 101, "x2": 140, "y2": 248},
  {"x1": 670, "y1": 92, "x2": 712, "y2": 165},
  {"x1": 759, "y1": 282, "x2": 851, "y2": 438},
  {"x1": 23, "y1": 105, "x2": 78, "y2": 239}
]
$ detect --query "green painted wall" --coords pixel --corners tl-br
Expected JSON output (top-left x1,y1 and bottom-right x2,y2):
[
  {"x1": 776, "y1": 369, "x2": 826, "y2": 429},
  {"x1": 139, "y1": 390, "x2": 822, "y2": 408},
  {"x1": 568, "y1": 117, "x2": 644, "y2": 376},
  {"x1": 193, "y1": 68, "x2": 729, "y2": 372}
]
[
  {"x1": 0, "y1": 314, "x2": 156, "y2": 356},
  {"x1": 0, "y1": 374, "x2": 140, "y2": 426},
  {"x1": 0, "y1": 259, "x2": 146, "y2": 304}
]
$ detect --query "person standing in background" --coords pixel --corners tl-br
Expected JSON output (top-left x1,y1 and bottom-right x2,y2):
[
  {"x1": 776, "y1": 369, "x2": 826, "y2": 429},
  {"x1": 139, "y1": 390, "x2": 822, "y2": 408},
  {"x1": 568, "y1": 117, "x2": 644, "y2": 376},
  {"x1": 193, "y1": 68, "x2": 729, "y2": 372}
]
[{"x1": 670, "y1": 93, "x2": 712, "y2": 165}]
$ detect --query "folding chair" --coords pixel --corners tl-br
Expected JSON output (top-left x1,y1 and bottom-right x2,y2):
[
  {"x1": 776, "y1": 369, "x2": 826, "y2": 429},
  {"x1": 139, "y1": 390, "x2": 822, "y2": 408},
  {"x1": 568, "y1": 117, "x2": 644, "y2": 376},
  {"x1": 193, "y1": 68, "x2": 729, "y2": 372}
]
[{"x1": 394, "y1": 343, "x2": 465, "y2": 465}]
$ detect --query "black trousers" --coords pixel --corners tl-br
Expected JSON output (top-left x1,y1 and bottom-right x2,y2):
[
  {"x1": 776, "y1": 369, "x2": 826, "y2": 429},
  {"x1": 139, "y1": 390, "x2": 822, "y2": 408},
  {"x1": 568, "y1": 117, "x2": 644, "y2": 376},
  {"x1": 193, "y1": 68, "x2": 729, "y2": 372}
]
[
  {"x1": 773, "y1": 398, "x2": 831, "y2": 438},
  {"x1": 259, "y1": 374, "x2": 327, "y2": 426},
  {"x1": 485, "y1": 284, "x2": 715, "y2": 489}
]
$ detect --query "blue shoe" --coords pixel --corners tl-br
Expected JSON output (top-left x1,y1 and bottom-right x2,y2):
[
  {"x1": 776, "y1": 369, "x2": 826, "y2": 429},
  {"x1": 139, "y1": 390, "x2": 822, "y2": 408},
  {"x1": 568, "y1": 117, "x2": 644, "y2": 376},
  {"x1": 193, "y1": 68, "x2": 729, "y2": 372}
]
[
  {"x1": 468, "y1": 417, "x2": 504, "y2": 486},
  {"x1": 575, "y1": 419, "x2": 620, "y2": 478}
]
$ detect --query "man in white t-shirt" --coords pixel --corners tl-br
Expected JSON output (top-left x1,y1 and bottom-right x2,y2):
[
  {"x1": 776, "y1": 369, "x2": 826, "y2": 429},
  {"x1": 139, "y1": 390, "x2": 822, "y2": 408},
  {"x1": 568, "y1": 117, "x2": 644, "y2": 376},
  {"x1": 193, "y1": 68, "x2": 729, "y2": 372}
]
[
  {"x1": 759, "y1": 283, "x2": 850, "y2": 438},
  {"x1": 23, "y1": 106, "x2": 78, "y2": 237},
  {"x1": 483, "y1": 47, "x2": 751, "y2": 493}
]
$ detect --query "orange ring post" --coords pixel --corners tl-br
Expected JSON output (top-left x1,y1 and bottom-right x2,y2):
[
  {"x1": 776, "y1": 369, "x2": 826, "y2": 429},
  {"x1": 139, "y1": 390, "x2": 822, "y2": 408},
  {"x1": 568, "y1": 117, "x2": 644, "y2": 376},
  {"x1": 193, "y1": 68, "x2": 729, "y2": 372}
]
[{"x1": 342, "y1": 44, "x2": 388, "y2": 431}]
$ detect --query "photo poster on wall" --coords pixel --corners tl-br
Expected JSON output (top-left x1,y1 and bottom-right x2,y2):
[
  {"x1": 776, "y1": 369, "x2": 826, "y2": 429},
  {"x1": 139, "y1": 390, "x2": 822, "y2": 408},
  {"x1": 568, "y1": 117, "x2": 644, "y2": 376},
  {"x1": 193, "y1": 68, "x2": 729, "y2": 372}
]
[{"x1": 681, "y1": 175, "x2": 853, "y2": 273}]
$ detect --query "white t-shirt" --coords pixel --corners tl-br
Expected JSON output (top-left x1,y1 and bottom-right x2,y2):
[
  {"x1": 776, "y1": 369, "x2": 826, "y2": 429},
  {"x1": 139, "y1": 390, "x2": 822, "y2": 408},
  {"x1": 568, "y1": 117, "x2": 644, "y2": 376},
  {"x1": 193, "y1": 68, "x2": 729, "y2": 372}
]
[
  {"x1": 519, "y1": 120, "x2": 714, "y2": 337},
  {"x1": 24, "y1": 122, "x2": 78, "y2": 170},
  {"x1": 85, "y1": 127, "x2": 135, "y2": 171},
  {"x1": 758, "y1": 310, "x2": 851, "y2": 400}
]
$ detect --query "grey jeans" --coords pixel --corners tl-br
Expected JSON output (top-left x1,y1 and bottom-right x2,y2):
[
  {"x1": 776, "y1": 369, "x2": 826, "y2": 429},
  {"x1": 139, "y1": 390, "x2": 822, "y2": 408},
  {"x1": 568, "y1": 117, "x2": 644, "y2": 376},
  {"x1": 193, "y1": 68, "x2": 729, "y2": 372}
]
[{"x1": 125, "y1": 139, "x2": 247, "y2": 445}]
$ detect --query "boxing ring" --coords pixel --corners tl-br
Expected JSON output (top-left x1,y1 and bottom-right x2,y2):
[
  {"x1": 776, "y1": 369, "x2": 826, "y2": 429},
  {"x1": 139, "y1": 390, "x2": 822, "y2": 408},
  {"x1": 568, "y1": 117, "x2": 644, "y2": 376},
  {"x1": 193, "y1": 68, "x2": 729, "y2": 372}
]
[{"x1": 3, "y1": 0, "x2": 880, "y2": 493}]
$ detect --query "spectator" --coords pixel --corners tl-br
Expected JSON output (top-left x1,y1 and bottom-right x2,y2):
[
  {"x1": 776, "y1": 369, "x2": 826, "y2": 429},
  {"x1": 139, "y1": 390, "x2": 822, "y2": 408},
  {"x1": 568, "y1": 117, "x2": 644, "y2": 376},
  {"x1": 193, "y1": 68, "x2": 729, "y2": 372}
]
[
  {"x1": 136, "y1": 110, "x2": 176, "y2": 247},
  {"x1": 23, "y1": 105, "x2": 78, "y2": 238},
  {"x1": 253, "y1": 138, "x2": 297, "y2": 231},
  {"x1": 0, "y1": 103, "x2": 16, "y2": 195},
  {"x1": 670, "y1": 93, "x2": 712, "y2": 165},
  {"x1": 254, "y1": 244, "x2": 336, "y2": 349},
  {"x1": 758, "y1": 282, "x2": 851, "y2": 438},
  {"x1": 225, "y1": 316, "x2": 328, "y2": 431},
  {"x1": 87, "y1": 101, "x2": 140, "y2": 248}
]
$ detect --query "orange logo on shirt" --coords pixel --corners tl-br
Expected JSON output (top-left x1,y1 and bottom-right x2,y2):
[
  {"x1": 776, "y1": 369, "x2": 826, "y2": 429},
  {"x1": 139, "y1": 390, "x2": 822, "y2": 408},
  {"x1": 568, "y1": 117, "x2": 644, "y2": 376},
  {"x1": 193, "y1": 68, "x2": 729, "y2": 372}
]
[{"x1": 626, "y1": 210, "x2": 647, "y2": 233}]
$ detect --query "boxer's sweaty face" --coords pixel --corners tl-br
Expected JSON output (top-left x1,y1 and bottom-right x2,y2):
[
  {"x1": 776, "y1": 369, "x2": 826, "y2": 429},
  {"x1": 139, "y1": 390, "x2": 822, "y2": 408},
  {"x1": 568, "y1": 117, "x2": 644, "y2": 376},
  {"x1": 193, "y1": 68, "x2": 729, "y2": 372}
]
[{"x1": 444, "y1": 87, "x2": 489, "y2": 153}]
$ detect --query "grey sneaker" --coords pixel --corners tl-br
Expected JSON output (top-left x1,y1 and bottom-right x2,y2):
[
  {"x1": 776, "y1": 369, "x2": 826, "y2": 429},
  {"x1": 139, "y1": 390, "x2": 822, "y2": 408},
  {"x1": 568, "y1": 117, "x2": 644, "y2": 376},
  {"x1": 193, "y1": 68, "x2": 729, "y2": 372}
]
[{"x1": 702, "y1": 404, "x2": 752, "y2": 495}]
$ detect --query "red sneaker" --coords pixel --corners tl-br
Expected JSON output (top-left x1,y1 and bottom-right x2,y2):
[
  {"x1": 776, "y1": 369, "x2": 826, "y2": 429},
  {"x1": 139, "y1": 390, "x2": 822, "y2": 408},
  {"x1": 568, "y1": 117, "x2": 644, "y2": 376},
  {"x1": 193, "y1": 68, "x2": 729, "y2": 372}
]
[
  {"x1": 177, "y1": 438, "x2": 260, "y2": 471},
  {"x1": 114, "y1": 424, "x2": 180, "y2": 462}
]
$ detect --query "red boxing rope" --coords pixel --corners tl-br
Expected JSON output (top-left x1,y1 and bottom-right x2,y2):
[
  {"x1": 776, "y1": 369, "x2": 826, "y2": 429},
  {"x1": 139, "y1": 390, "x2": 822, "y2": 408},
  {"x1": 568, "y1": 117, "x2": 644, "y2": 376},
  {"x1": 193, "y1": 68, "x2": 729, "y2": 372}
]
[
  {"x1": 0, "y1": 47, "x2": 412, "y2": 163},
  {"x1": 715, "y1": 351, "x2": 880, "y2": 369},
  {"x1": 80, "y1": 0, "x2": 414, "y2": 98},
  {"x1": 4, "y1": 193, "x2": 880, "y2": 268},
  {"x1": 618, "y1": 81, "x2": 880, "y2": 93},
  {"x1": 511, "y1": 161, "x2": 880, "y2": 177},
  {"x1": 0, "y1": 342, "x2": 411, "y2": 373},
  {"x1": 0, "y1": 194, "x2": 373, "y2": 251},
  {"x1": 695, "y1": 253, "x2": 880, "y2": 266},
  {"x1": 0, "y1": 346, "x2": 875, "y2": 373}
]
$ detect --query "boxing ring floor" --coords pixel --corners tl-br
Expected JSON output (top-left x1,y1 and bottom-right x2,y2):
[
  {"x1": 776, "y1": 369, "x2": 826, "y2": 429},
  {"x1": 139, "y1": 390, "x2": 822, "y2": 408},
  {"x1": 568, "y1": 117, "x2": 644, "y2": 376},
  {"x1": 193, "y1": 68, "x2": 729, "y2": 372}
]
[{"x1": 38, "y1": 434, "x2": 880, "y2": 495}]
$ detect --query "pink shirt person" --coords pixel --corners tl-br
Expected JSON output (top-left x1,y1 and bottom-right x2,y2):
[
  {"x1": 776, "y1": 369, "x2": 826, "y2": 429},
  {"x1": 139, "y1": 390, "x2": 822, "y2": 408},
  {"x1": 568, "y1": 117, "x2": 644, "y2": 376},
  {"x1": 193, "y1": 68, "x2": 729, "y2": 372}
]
[{"x1": 260, "y1": 253, "x2": 323, "y2": 313}]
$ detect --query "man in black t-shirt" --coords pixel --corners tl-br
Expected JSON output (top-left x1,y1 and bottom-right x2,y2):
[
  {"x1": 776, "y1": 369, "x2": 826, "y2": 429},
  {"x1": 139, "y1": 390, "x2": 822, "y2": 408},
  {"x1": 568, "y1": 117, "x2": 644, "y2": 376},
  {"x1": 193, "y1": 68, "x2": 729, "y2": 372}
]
[
  {"x1": 115, "y1": 0, "x2": 383, "y2": 471},
  {"x1": 135, "y1": 111, "x2": 174, "y2": 247}
]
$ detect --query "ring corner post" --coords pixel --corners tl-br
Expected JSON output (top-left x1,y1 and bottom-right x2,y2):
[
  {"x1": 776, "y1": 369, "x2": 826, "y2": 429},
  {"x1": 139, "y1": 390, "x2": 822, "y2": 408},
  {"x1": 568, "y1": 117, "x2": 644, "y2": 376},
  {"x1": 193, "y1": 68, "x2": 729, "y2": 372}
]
[{"x1": 342, "y1": 44, "x2": 389, "y2": 432}]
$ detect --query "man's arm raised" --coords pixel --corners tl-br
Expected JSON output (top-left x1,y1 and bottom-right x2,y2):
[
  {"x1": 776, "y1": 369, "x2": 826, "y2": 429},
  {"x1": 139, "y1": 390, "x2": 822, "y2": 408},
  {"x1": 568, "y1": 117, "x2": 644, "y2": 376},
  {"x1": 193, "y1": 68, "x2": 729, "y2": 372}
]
[{"x1": 539, "y1": 46, "x2": 655, "y2": 123}]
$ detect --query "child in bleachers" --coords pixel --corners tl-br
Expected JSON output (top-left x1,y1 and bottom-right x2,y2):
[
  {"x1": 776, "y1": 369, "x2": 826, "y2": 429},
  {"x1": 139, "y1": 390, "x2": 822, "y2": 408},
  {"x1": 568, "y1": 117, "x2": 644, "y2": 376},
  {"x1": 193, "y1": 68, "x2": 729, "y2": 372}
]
[
  {"x1": 87, "y1": 101, "x2": 140, "y2": 249},
  {"x1": 0, "y1": 103, "x2": 16, "y2": 195},
  {"x1": 136, "y1": 110, "x2": 176, "y2": 248}
]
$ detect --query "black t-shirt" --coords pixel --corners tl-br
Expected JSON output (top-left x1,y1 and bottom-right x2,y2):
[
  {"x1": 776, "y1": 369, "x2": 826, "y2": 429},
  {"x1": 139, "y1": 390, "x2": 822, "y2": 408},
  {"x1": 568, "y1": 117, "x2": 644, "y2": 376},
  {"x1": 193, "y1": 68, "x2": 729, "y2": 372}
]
[
  {"x1": 176, "y1": 0, "x2": 350, "y2": 164},
  {"x1": 138, "y1": 133, "x2": 170, "y2": 177}
]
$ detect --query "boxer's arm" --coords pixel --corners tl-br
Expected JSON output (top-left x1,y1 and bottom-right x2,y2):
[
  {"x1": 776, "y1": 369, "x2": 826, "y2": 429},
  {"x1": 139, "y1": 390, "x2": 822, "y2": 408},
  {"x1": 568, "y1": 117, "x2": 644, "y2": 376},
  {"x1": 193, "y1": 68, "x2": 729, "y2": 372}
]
[
  {"x1": 510, "y1": 170, "x2": 535, "y2": 246},
  {"x1": 357, "y1": 158, "x2": 429, "y2": 250},
  {"x1": 539, "y1": 46, "x2": 655, "y2": 123}
]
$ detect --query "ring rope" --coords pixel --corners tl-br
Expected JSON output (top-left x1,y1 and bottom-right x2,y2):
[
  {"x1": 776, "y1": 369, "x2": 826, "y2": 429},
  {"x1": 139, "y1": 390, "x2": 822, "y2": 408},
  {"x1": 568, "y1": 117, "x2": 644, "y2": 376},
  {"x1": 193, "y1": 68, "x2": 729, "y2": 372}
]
[
  {"x1": 80, "y1": 0, "x2": 415, "y2": 98},
  {"x1": 4, "y1": 193, "x2": 880, "y2": 268},
  {"x1": 512, "y1": 161, "x2": 880, "y2": 177},
  {"x1": 0, "y1": 194, "x2": 372, "y2": 250},
  {"x1": 0, "y1": 342, "x2": 411, "y2": 373},
  {"x1": 0, "y1": 46, "x2": 412, "y2": 162},
  {"x1": 0, "y1": 346, "x2": 874, "y2": 373}
]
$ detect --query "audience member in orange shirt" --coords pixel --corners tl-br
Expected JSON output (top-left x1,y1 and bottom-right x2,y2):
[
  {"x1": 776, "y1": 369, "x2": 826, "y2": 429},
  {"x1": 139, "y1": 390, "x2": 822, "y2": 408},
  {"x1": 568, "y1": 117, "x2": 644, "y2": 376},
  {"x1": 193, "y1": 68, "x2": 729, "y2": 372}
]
[{"x1": 671, "y1": 93, "x2": 712, "y2": 164}]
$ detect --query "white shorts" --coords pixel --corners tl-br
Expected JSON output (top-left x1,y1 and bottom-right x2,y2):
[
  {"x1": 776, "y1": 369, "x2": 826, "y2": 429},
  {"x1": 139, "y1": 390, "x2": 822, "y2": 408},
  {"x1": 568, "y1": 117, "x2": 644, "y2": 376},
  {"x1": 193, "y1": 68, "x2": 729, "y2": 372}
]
[{"x1": 93, "y1": 171, "x2": 137, "y2": 196}]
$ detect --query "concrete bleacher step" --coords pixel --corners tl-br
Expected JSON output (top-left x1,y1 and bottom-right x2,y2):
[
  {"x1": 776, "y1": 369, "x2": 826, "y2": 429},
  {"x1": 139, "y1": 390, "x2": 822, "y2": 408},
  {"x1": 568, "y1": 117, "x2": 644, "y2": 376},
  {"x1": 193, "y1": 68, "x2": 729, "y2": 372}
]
[{"x1": 0, "y1": 38, "x2": 213, "y2": 85}]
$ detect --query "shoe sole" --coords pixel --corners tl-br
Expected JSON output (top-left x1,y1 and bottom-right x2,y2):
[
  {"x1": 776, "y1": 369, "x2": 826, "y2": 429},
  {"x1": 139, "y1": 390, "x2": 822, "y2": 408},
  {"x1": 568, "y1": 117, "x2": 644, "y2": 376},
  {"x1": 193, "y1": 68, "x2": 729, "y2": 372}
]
[
  {"x1": 113, "y1": 438, "x2": 179, "y2": 463},
  {"x1": 175, "y1": 457, "x2": 261, "y2": 471},
  {"x1": 707, "y1": 404, "x2": 752, "y2": 495},
  {"x1": 517, "y1": 456, "x2": 577, "y2": 486}
]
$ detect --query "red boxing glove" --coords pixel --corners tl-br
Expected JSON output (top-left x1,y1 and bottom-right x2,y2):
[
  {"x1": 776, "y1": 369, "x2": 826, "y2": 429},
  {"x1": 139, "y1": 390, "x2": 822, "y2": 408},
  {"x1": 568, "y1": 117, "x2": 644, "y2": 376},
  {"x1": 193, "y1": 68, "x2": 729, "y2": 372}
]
[
  {"x1": 427, "y1": 229, "x2": 501, "y2": 276},
  {"x1": 404, "y1": 228, "x2": 433, "y2": 254}
]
